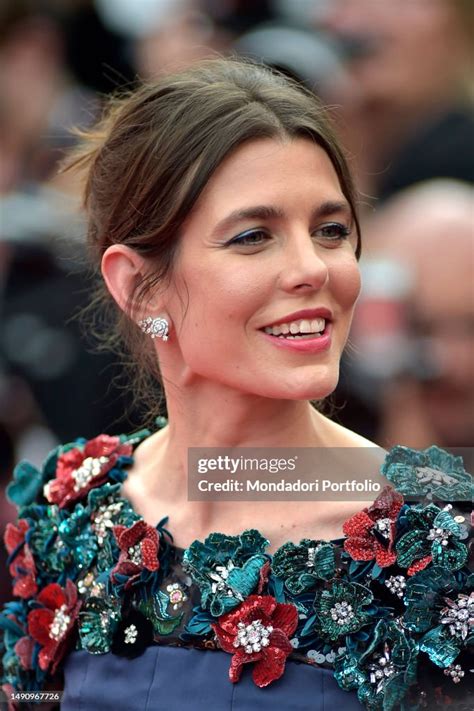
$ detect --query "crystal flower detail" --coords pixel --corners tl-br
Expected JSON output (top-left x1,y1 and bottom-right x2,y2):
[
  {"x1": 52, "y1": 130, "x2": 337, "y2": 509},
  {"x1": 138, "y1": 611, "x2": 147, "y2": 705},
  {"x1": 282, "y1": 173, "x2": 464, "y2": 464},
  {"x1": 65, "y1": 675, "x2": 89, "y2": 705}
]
[
  {"x1": 233, "y1": 619, "x2": 272, "y2": 654},
  {"x1": 314, "y1": 580, "x2": 373, "y2": 640},
  {"x1": 330, "y1": 601, "x2": 354, "y2": 626},
  {"x1": 124, "y1": 624, "x2": 138, "y2": 644},
  {"x1": 439, "y1": 592, "x2": 474, "y2": 640},
  {"x1": 110, "y1": 608, "x2": 154, "y2": 659},
  {"x1": 367, "y1": 643, "x2": 397, "y2": 694},
  {"x1": 166, "y1": 583, "x2": 187, "y2": 611},
  {"x1": 444, "y1": 663, "x2": 465, "y2": 683},
  {"x1": 385, "y1": 575, "x2": 406, "y2": 599},
  {"x1": 211, "y1": 594, "x2": 298, "y2": 687}
]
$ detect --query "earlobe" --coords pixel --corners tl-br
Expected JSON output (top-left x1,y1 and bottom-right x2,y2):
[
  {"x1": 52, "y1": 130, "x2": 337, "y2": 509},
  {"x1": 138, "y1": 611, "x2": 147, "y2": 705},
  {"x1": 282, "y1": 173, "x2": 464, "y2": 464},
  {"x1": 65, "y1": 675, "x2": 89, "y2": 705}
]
[{"x1": 101, "y1": 245, "x2": 145, "y2": 317}]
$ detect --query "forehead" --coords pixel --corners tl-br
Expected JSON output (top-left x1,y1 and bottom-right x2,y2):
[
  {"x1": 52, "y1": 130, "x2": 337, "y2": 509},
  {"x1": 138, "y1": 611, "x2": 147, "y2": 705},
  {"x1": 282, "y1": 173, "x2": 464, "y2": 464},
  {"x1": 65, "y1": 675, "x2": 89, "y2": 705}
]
[{"x1": 189, "y1": 137, "x2": 345, "y2": 225}]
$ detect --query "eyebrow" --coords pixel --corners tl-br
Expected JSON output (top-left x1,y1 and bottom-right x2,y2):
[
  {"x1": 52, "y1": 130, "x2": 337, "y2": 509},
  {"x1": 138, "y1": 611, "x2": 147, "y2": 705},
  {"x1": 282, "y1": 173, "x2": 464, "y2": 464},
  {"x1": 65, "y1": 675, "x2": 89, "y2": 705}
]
[{"x1": 211, "y1": 200, "x2": 353, "y2": 237}]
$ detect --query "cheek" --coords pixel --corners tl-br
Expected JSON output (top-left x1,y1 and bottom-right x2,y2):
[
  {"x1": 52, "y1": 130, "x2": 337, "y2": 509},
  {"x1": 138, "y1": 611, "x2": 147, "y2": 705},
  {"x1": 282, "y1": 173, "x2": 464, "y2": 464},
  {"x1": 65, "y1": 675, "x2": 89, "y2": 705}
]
[
  {"x1": 331, "y1": 257, "x2": 361, "y2": 311},
  {"x1": 173, "y1": 267, "x2": 261, "y2": 358},
  {"x1": 186, "y1": 267, "x2": 262, "y2": 323}
]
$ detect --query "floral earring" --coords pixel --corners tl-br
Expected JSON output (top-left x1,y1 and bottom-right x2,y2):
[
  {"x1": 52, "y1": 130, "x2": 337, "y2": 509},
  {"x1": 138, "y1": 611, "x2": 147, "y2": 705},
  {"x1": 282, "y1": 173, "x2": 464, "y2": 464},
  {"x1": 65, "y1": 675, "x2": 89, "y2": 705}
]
[{"x1": 138, "y1": 317, "x2": 169, "y2": 341}]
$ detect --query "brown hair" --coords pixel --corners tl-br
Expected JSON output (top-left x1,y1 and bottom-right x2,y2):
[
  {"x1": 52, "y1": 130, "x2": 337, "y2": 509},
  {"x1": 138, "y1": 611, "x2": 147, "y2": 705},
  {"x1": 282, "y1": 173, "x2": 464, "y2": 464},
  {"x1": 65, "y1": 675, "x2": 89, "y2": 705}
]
[{"x1": 66, "y1": 56, "x2": 362, "y2": 427}]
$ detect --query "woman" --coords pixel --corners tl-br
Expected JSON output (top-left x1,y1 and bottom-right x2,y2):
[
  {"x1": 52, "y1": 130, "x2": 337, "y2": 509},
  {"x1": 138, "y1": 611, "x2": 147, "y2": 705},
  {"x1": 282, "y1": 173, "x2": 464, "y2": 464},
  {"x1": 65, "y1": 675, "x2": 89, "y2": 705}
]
[{"x1": 1, "y1": 58, "x2": 471, "y2": 711}]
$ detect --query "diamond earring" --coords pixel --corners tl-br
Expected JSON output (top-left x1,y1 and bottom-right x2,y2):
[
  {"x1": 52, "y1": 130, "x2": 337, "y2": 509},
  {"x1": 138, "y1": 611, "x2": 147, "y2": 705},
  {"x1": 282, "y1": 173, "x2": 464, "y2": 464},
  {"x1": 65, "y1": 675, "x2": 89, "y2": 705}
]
[{"x1": 138, "y1": 316, "x2": 169, "y2": 341}]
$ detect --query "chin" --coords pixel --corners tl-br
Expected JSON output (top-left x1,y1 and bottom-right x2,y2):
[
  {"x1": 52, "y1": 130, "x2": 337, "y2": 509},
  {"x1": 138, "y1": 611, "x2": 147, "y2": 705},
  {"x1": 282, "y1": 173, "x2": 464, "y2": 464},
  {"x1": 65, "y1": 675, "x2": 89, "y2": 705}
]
[{"x1": 257, "y1": 368, "x2": 340, "y2": 401}]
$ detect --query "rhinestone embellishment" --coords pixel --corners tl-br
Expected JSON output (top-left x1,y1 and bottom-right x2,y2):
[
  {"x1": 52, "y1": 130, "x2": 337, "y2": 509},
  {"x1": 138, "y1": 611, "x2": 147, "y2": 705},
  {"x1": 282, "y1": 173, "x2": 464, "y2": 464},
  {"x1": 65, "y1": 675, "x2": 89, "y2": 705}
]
[
  {"x1": 440, "y1": 592, "x2": 474, "y2": 639},
  {"x1": 127, "y1": 544, "x2": 142, "y2": 566},
  {"x1": 385, "y1": 575, "x2": 406, "y2": 599},
  {"x1": 209, "y1": 561, "x2": 243, "y2": 600},
  {"x1": 373, "y1": 518, "x2": 392, "y2": 539},
  {"x1": 444, "y1": 663, "x2": 465, "y2": 683},
  {"x1": 166, "y1": 583, "x2": 188, "y2": 610},
  {"x1": 233, "y1": 620, "x2": 273, "y2": 653},
  {"x1": 367, "y1": 644, "x2": 396, "y2": 693},
  {"x1": 426, "y1": 526, "x2": 453, "y2": 546},
  {"x1": 306, "y1": 545, "x2": 322, "y2": 568},
  {"x1": 49, "y1": 604, "x2": 71, "y2": 641},
  {"x1": 72, "y1": 456, "x2": 109, "y2": 492},
  {"x1": 92, "y1": 501, "x2": 124, "y2": 546},
  {"x1": 330, "y1": 601, "x2": 354, "y2": 625},
  {"x1": 124, "y1": 624, "x2": 138, "y2": 644}
]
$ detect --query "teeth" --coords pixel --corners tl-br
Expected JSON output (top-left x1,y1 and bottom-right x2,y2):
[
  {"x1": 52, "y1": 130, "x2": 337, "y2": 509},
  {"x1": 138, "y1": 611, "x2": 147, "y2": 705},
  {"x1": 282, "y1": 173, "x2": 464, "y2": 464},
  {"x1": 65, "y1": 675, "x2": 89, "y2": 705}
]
[{"x1": 264, "y1": 318, "x2": 326, "y2": 337}]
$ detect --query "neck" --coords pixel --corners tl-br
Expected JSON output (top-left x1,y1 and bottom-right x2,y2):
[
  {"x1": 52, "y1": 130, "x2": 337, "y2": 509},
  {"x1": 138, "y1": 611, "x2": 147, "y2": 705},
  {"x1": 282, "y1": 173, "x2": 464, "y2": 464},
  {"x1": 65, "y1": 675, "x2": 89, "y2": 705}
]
[
  {"x1": 133, "y1": 379, "x2": 333, "y2": 513},
  {"x1": 168, "y1": 382, "x2": 326, "y2": 447}
]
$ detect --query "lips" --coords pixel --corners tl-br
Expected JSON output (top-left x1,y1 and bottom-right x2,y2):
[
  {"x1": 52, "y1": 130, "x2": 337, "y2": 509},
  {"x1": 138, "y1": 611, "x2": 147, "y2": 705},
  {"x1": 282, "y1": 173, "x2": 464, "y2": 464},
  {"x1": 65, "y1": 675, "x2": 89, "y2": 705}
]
[
  {"x1": 260, "y1": 321, "x2": 332, "y2": 353},
  {"x1": 260, "y1": 308, "x2": 333, "y2": 330}
]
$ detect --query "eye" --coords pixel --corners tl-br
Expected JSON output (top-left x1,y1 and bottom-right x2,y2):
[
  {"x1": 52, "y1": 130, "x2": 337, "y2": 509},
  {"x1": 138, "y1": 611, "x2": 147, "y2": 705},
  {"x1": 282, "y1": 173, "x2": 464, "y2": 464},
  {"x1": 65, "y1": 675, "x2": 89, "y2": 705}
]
[
  {"x1": 227, "y1": 229, "x2": 270, "y2": 247},
  {"x1": 314, "y1": 223, "x2": 352, "y2": 242}
]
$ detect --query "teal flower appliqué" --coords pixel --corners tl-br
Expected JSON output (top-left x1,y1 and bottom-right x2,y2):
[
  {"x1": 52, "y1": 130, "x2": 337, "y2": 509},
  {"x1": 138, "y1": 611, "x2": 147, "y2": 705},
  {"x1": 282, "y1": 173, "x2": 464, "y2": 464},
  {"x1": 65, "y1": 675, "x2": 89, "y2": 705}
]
[
  {"x1": 272, "y1": 539, "x2": 335, "y2": 594},
  {"x1": 334, "y1": 620, "x2": 418, "y2": 711},
  {"x1": 403, "y1": 566, "x2": 473, "y2": 668},
  {"x1": 382, "y1": 445, "x2": 472, "y2": 501},
  {"x1": 395, "y1": 503, "x2": 468, "y2": 575},
  {"x1": 182, "y1": 529, "x2": 270, "y2": 617},
  {"x1": 314, "y1": 579, "x2": 374, "y2": 641},
  {"x1": 6, "y1": 446, "x2": 60, "y2": 509}
]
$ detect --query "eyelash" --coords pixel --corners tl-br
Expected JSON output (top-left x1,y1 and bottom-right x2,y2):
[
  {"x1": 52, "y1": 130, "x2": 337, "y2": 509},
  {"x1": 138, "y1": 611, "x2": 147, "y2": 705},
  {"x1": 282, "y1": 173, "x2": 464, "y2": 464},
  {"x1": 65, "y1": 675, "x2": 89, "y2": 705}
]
[{"x1": 228, "y1": 223, "x2": 352, "y2": 247}]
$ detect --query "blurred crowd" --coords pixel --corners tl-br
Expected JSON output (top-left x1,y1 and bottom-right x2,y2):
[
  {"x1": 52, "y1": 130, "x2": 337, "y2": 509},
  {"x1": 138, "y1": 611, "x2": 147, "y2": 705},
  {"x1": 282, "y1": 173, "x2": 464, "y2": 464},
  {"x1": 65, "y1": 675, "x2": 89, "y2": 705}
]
[{"x1": 0, "y1": 0, "x2": 473, "y2": 598}]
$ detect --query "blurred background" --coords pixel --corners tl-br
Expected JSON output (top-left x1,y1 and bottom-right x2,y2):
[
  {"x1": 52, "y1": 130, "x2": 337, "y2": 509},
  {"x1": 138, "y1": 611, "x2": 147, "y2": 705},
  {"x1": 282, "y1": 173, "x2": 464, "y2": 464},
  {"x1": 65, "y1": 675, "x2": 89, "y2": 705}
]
[{"x1": 0, "y1": 0, "x2": 473, "y2": 599}]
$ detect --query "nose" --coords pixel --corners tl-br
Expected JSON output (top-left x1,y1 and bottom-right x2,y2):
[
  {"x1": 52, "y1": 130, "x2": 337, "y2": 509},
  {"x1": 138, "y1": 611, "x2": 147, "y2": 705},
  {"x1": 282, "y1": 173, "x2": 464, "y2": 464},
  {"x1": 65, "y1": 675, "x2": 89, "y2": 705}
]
[{"x1": 278, "y1": 233, "x2": 329, "y2": 293}]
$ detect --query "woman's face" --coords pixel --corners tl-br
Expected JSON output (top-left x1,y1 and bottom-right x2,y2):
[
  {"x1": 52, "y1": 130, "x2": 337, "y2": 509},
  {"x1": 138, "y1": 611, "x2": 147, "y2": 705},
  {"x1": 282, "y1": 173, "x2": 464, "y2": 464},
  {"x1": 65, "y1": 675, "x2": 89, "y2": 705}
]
[{"x1": 163, "y1": 137, "x2": 361, "y2": 400}]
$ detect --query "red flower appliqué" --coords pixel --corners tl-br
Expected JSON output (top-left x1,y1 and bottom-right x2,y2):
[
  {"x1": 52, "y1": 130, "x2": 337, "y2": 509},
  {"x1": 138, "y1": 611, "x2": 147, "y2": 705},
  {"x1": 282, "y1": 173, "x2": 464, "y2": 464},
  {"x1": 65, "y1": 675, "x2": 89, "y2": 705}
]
[
  {"x1": 44, "y1": 434, "x2": 132, "y2": 508},
  {"x1": 211, "y1": 594, "x2": 298, "y2": 687},
  {"x1": 343, "y1": 486, "x2": 404, "y2": 567},
  {"x1": 111, "y1": 520, "x2": 160, "y2": 590},
  {"x1": 4, "y1": 519, "x2": 37, "y2": 599},
  {"x1": 27, "y1": 579, "x2": 81, "y2": 674}
]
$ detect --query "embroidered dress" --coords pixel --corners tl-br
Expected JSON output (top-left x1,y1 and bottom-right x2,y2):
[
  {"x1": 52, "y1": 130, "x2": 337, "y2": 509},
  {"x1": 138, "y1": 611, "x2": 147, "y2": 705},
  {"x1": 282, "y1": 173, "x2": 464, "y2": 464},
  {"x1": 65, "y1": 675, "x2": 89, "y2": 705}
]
[{"x1": 1, "y1": 421, "x2": 472, "y2": 710}]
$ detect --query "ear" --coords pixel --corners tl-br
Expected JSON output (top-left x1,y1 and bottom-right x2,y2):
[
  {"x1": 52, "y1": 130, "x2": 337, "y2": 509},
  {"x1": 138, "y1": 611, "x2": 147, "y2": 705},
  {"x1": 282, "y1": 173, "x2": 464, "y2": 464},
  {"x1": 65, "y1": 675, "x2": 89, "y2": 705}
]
[{"x1": 101, "y1": 244, "x2": 152, "y2": 319}]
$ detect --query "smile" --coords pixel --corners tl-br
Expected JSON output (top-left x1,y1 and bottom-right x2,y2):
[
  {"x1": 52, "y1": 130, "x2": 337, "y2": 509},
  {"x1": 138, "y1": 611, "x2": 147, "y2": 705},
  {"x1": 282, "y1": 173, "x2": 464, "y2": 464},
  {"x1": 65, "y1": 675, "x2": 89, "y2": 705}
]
[
  {"x1": 263, "y1": 317, "x2": 326, "y2": 338},
  {"x1": 259, "y1": 321, "x2": 332, "y2": 353}
]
